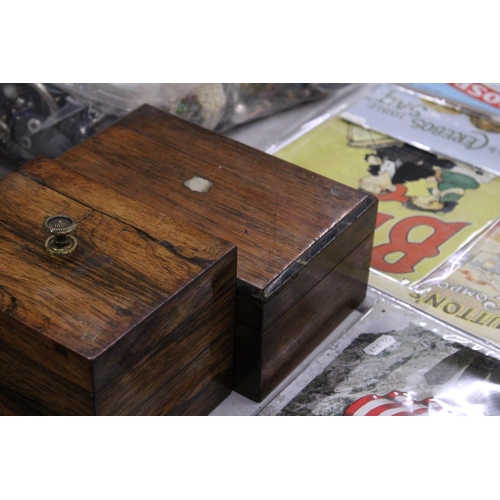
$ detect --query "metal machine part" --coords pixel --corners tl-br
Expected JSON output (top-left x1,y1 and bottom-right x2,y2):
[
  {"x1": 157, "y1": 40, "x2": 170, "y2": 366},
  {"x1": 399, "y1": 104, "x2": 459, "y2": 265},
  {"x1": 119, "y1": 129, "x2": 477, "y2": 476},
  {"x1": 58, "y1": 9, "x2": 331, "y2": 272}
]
[{"x1": 0, "y1": 83, "x2": 115, "y2": 164}]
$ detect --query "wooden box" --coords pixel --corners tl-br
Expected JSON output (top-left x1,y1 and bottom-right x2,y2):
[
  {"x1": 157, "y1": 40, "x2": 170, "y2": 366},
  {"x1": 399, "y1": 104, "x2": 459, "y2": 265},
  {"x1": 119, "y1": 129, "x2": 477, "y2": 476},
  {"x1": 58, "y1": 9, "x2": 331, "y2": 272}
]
[
  {"x1": 56, "y1": 105, "x2": 378, "y2": 402},
  {"x1": 0, "y1": 158, "x2": 236, "y2": 415}
]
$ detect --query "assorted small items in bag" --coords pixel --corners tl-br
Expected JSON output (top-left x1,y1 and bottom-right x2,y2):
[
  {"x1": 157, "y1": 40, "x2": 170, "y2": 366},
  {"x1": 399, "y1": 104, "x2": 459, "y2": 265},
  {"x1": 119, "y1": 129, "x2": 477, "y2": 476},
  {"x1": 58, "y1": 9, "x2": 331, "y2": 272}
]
[{"x1": 0, "y1": 83, "x2": 343, "y2": 165}]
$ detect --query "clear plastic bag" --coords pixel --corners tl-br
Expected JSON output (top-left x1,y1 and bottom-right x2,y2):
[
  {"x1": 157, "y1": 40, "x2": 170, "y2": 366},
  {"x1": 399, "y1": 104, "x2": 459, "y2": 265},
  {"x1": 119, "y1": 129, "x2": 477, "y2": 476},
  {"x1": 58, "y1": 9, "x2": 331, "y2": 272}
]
[
  {"x1": 260, "y1": 293, "x2": 500, "y2": 416},
  {"x1": 54, "y1": 82, "x2": 343, "y2": 131},
  {"x1": 0, "y1": 83, "x2": 345, "y2": 164},
  {"x1": 54, "y1": 83, "x2": 232, "y2": 130}
]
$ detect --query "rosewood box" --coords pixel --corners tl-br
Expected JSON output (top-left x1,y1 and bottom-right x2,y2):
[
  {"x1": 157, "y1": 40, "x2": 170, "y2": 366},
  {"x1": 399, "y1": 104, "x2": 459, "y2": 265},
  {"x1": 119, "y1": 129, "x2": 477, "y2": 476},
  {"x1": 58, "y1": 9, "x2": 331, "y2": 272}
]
[
  {"x1": 0, "y1": 158, "x2": 236, "y2": 415},
  {"x1": 56, "y1": 105, "x2": 378, "y2": 402}
]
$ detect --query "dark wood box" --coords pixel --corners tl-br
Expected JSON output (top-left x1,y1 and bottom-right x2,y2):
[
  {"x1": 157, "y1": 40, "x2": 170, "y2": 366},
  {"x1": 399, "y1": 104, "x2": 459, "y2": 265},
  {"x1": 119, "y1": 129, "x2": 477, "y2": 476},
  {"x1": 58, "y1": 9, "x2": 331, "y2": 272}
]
[
  {"x1": 56, "y1": 105, "x2": 378, "y2": 402},
  {"x1": 0, "y1": 158, "x2": 236, "y2": 415}
]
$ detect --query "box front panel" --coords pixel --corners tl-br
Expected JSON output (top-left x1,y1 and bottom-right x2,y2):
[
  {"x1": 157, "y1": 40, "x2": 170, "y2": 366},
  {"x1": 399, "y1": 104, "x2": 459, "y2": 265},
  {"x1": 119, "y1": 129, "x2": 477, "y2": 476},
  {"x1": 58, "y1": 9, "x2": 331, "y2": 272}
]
[
  {"x1": 0, "y1": 317, "x2": 95, "y2": 415},
  {"x1": 237, "y1": 200, "x2": 378, "y2": 332},
  {"x1": 234, "y1": 233, "x2": 374, "y2": 402},
  {"x1": 132, "y1": 331, "x2": 233, "y2": 416},
  {"x1": 96, "y1": 260, "x2": 235, "y2": 415}
]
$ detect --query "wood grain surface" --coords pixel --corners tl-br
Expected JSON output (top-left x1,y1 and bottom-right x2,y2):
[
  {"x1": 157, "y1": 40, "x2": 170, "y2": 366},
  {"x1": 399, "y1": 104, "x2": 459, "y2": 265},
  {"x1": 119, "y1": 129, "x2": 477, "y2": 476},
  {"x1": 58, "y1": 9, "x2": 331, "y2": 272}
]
[
  {"x1": 234, "y1": 234, "x2": 374, "y2": 401},
  {"x1": 53, "y1": 104, "x2": 378, "y2": 402},
  {"x1": 57, "y1": 105, "x2": 377, "y2": 299},
  {"x1": 0, "y1": 159, "x2": 236, "y2": 414}
]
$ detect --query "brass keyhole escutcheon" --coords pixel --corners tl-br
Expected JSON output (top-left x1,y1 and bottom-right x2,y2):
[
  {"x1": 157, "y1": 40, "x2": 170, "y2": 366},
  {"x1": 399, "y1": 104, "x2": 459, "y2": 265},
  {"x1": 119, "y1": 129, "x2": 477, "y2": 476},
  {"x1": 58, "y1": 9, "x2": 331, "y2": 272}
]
[{"x1": 43, "y1": 214, "x2": 78, "y2": 256}]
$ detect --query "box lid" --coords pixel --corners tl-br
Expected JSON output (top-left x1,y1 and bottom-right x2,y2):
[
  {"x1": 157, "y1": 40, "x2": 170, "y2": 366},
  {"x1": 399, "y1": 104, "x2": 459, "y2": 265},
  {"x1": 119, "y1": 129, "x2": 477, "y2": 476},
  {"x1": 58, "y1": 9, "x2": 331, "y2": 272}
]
[
  {"x1": 57, "y1": 105, "x2": 377, "y2": 306},
  {"x1": 0, "y1": 158, "x2": 236, "y2": 394}
]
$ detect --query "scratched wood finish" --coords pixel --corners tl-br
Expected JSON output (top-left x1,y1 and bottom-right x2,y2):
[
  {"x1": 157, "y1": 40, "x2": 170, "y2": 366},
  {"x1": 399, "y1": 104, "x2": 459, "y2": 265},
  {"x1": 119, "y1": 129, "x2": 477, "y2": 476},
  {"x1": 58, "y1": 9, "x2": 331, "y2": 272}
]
[
  {"x1": 0, "y1": 159, "x2": 236, "y2": 415},
  {"x1": 234, "y1": 234, "x2": 374, "y2": 401},
  {"x1": 56, "y1": 105, "x2": 378, "y2": 401}
]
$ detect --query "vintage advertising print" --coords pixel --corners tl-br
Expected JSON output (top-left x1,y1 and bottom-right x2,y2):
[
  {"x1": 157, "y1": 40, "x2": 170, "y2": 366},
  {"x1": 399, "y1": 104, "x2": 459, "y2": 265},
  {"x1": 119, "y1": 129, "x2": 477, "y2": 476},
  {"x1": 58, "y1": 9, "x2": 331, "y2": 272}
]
[
  {"x1": 401, "y1": 219, "x2": 500, "y2": 347},
  {"x1": 400, "y1": 83, "x2": 500, "y2": 120},
  {"x1": 260, "y1": 301, "x2": 500, "y2": 416},
  {"x1": 273, "y1": 115, "x2": 500, "y2": 288},
  {"x1": 340, "y1": 83, "x2": 500, "y2": 175}
]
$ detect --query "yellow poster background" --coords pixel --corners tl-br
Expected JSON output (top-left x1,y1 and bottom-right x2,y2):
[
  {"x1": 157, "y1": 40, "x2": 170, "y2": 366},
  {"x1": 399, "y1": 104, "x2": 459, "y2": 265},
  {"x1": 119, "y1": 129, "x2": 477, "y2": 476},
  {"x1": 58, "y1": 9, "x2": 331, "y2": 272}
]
[{"x1": 274, "y1": 116, "x2": 500, "y2": 287}]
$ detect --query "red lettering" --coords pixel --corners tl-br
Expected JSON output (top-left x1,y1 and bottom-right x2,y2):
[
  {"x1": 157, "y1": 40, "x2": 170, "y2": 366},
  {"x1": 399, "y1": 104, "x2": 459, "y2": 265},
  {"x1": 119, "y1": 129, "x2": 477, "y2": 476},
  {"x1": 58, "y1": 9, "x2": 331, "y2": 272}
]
[
  {"x1": 375, "y1": 212, "x2": 394, "y2": 229},
  {"x1": 470, "y1": 83, "x2": 488, "y2": 98},
  {"x1": 484, "y1": 92, "x2": 500, "y2": 105},
  {"x1": 371, "y1": 216, "x2": 469, "y2": 273},
  {"x1": 451, "y1": 83, "x2": 500, "y2": 110}
]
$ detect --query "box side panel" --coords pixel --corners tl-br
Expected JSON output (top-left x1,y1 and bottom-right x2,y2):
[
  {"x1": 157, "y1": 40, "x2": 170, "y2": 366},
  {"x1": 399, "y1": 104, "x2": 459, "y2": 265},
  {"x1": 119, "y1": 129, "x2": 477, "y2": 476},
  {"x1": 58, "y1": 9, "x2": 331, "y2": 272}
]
[
  {"x1": 0, "y1": 316, "x2": 95, "y2": 415},
  {"x1": 96, "y1": 262, "x2": 235, "y2": 415},
  {"x1": 234, "y1": 233, "x2": 374, "y2": 402},
  {"x1": 237, "y1": 201, "x2": 378, "y2": 332},
  {"x1": 93, "y1": 250, "x2": 235, "y2": 397},
  {"x1": 232, "y1": 321, "x2": 263, "y2": 403},
  {"x1": 0, "y1": 391, "x2": 37, "y2": 415}
]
